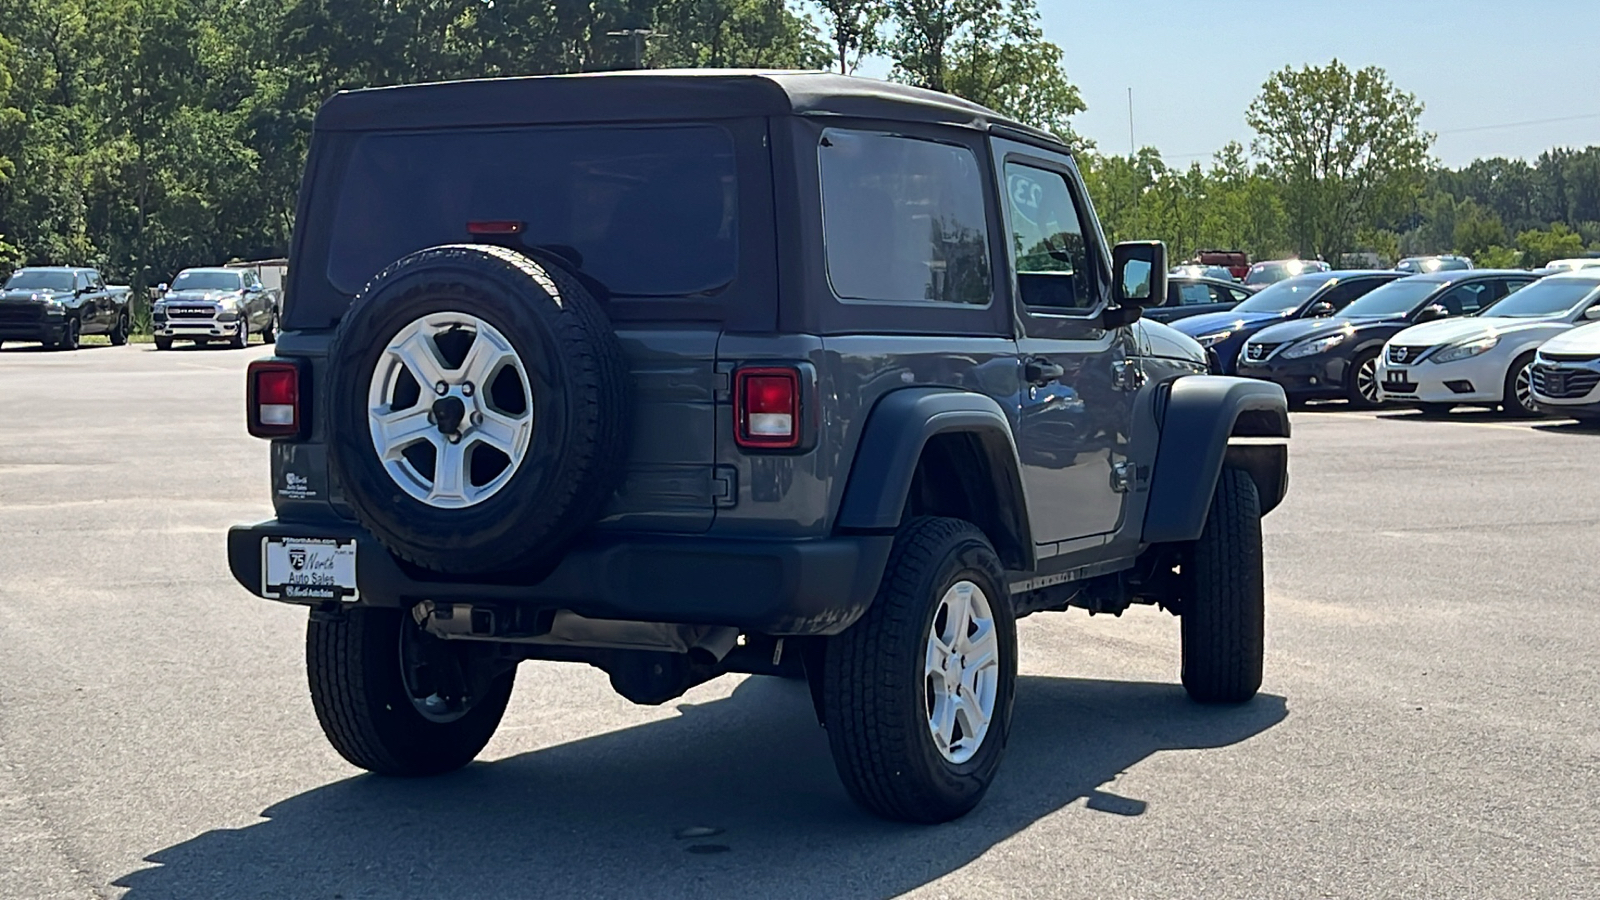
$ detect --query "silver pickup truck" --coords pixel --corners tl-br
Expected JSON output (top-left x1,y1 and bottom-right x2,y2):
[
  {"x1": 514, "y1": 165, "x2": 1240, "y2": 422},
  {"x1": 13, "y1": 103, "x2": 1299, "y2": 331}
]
[
  {"x1": 153, "y1": 267, "x2": 281, "y2": 350},
  {"x1": 0, "y1": 266, "x2": 132, "y2": 350}
]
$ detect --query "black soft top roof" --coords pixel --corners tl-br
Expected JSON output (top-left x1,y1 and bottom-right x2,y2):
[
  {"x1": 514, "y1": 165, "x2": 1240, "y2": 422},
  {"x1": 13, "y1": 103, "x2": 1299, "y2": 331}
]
[{"x1": 315, "y1": 69, "x2": 1062, "y2": 146}]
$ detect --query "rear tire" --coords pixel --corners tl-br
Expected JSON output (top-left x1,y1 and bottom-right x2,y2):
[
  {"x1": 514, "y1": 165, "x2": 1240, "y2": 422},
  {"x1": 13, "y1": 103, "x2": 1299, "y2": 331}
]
[
  {"x1": 1181, "y1": 467, "x2": 1265, "y2": 704},
  {"x1": 1501, "y1": 351, "x2": 1539, "y2": 418},
  {"x1": 822, "y1": 517, "x2": 1016, "y2": 823},
  {"x1": 153, "y1": 336, "x2": 173, "y2": 351},
  {"x1": 261, "y1": 310, "x2": 277, "y2": 344},
  {"x1": 306, "y1": 607, "x2": 515, "y2": 776}
]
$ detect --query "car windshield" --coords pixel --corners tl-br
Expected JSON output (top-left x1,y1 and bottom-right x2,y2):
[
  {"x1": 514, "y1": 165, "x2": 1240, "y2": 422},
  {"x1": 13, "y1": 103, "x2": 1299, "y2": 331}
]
[
  {"x1": 1339, "y1": 279, "x2": 1442, "y2": 317},
  {"x1": 1479, "y1": 278, "x2": 1600, "y2": 318},
  {"x1": 1245, "y1": 260, "x2": 1322, "y2": 285},
  {"x1": 170, "y1": 271, "x2": 242, "y2": 291},
  {"x1": 4, "y1": 270, "x2": 75, "y2": 291},
  {"x1": 1231, "y1": 276, "x2": 1328, "y2": 313},
  {"x1": 326, "y1": 124, "x2": 738, "y2": 298}
]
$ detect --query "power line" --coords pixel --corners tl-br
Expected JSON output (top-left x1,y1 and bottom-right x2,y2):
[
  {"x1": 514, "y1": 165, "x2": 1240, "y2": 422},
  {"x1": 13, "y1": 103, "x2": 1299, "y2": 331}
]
[{"x1": 1435, "y1": 112, "x2": 1600, "y2": 136}]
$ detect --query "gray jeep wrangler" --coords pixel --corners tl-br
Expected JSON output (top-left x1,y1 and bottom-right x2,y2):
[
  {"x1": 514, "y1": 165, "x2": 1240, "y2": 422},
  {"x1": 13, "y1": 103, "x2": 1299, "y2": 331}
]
[{"x1": 228, "y1": 70, "x2": 1289, "y2": 824}]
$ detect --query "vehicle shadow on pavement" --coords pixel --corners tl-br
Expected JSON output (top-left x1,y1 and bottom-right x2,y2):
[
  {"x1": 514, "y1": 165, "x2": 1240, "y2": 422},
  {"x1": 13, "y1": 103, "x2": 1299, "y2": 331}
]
[{"x1": 115, "y1": 675, "x2": 1286, "y2": 900}]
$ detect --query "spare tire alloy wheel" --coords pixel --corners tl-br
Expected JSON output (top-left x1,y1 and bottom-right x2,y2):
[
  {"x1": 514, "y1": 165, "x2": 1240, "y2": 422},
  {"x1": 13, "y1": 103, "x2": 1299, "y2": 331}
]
[
  {"x1": 326, "y1": 244, "x2": 630, "y2": 576},
  {"x1": 369, "y1": 312, "x2": 533, "y2": 509}
]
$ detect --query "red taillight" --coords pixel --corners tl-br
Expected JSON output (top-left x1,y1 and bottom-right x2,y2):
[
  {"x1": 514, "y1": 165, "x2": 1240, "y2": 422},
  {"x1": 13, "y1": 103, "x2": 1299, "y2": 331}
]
[
  {"x1": 467, "y1": 220, "x2": 524, "y2": 235},
  {"x1": 735, "y1": 367, "x2": 801, "y2": 449},
  {"x1": 248, "y1": 359, "x2": 303, "y2": 439}
]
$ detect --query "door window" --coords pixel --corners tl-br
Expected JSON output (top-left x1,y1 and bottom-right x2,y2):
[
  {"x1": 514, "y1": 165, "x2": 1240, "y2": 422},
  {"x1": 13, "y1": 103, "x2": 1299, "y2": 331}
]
[
  {"x1": 819, "y1": 129, "x2": 991, "y2": 305},
  {"x1": 1004, "y1": 162, "x2": 1095, "y2": 311},
  {"x1": 1432, "y1": 282, "x2": 1493, "y2": 315},
  {"x1": 1173, "y1": 282, "x2": 1216, "y2": 306},
  {"x1": 1316, "y1": 277, "x2": 1386, "y2": 312}
]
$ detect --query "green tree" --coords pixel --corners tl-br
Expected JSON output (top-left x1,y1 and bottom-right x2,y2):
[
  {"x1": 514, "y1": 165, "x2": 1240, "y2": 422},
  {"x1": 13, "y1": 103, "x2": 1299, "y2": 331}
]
[
  {"x1": 815, "y1": 0, "x2": 885, "y2": 74},
  {"x1": 1246, "y1": 60, "x2": 1432, "y2": 263},
  {"x1": 1516, "y1": 223, "x2": 1586, "y2": 267},
  {"x1": 1451, "y1": 199, "x2": 1507, "y2": 261}
]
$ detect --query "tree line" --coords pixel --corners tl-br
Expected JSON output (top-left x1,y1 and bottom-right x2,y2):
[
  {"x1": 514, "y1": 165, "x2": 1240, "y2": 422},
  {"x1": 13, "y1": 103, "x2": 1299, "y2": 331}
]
[
  {"x1": 0, "y1": 0, "x2": 1079, "y2": 290},
  {"x1": 1084, "y1": 60, "x2": 1600, "y2": 271},
  {"x1": 1, "y1": 3, "x2": 1594, "y2": 293}
]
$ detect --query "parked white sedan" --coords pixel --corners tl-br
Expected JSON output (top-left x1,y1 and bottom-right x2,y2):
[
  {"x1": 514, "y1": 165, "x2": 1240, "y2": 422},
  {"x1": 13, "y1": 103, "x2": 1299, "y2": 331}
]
[
  {"x1": 1376, "y1": 270, "x2": 1600, "y2": 415},
  {"x1": 1529, "y1": 321, "x2": 1600, "y2": 423}
]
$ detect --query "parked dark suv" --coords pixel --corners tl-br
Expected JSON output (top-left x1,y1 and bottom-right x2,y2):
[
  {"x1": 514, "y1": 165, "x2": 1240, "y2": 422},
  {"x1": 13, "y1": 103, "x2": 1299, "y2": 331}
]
[{"x1": 227, "y1": 71, "x2": 1290, "y2": 824}]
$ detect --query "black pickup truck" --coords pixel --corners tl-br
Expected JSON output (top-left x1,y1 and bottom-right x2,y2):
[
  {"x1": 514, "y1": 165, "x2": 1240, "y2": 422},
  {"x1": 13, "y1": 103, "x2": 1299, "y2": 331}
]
[
  {"x1": 0, "y1": 267, "x2": 133, "y2": 350},
  {"x1": 228, "y1": 71, "x2": 1290, "y2": 824}
]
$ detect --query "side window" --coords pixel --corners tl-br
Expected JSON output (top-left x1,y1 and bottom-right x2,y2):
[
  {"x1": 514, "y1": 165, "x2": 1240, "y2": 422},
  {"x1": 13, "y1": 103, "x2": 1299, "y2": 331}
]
[
  {"x1": 1175, "y1": 283, "x2": 1214, "y2": 306},
  {"x1": 87, "y1": 271, "x2": 103, "y2": 290},
  {"x1": 819, "y1": 129, "x2": 991, "y2": 305},
  {"x1": 243, "y1": 271, "x2": 260, "y2": 289},
  {"x1": 1434, "y1": 282, "x2": 1490, "y2": 315},
  {"x1": 1318, "y1": 278, "x2": 1382, "y2": 311},
  {"x1": 1004, "y1": 162, "x2": 1095, "y2": 311},
  {"x1": 75, "y1": 272, "x2": 88, "y2": 291},
  {"x1": 1501, "y1": 279, "x2": 1533, "y2": 300},
  {"x1": 1227, "y1": 286, "x2": 1253, "y2": 303}
]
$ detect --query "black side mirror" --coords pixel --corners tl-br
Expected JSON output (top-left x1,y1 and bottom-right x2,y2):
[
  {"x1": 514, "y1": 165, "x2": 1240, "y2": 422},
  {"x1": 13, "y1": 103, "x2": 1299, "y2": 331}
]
[
  {"x1": 1415, "y1": 304, "x2": 1448, "y2": 323},
  {"x1": 1306, "y1": 301, "x2": 1336, "y2": 317},
  {"x1": 1111, "y1": 240, "x2": 1168, "y2": 308}
]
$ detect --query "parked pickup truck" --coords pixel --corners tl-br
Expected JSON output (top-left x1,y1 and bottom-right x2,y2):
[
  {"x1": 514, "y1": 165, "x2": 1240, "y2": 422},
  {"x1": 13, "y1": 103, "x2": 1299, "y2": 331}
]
[
  {"x1": 229, "y1": 71, "x2": 1290, "y2": 824},
  {"x1": 153, "y1": 266, "x2": 281, "y2": 350},
  {"x1": 0, "y1": 267, "x2": 132, "y2": 350}
]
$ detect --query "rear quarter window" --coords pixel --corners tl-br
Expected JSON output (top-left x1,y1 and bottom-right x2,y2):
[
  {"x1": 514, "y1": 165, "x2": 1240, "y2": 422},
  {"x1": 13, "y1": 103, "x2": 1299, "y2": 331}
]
[{"x1": 325, "y1": 125, "x2": 738, "y2": 299}]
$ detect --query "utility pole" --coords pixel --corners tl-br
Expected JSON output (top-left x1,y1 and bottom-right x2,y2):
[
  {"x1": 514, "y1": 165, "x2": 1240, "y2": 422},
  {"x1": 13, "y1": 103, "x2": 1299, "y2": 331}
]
[
  {"x1": 606, "y1": 28, "x2": 659, "y2": 70},
  {"x1": 1127, "y1": 88, "x2": 1135, "y2": 157}
]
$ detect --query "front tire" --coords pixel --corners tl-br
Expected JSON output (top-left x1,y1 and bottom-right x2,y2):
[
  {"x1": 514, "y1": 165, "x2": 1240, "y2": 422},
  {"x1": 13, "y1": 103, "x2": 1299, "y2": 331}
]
[
  {"x1": 822, "y1": 517, "x2": 1016, "y2": 823},
  {"x1": 230, "y1": 315, "x2": 249, "y2": 349},
  {"x1": 1501, "y1": 351, "x2": 1539, "y2": 418},
  {"x1": 1181, "y1": 467, "x2": 1265, "y2": 704},
  {"x1": 1346, "y1": 349, "x2": 1383, "y2": 409},
  {"x1": 57, "y1": 317, "x2": 81, "y2": 351},
  {"x1": 109, "y1": 311, "x2": 129, "y2": 345},
  {"x1": 153, "y1": 336, "x2": 173, "y2": 351},
  {"x1": 306, "y1": 607, "x2": 515, "y2": 776}
]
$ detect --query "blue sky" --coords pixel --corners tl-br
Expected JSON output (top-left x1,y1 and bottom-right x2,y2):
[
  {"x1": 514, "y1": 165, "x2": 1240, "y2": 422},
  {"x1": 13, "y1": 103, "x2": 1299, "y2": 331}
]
[{"x1": 862, "y1": 0, "x2": 1600, "y2": 168}]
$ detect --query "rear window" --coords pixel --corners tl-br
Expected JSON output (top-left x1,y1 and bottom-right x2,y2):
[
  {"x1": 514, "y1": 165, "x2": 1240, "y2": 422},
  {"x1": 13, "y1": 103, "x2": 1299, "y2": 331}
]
[{"x1": 326, "y1": 125, "x2": 738, "y2": 298}]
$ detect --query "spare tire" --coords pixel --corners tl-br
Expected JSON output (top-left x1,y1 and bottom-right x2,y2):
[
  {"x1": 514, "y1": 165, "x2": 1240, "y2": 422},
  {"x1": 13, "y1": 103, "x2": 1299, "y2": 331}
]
[{"x1": 326, "y1": 244, "x2": 630, "y2": 576}]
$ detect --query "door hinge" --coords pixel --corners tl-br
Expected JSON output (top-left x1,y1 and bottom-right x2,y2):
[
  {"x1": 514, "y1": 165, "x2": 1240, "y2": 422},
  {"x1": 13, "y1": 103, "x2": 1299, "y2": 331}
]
[
  {"x1": 1110, "y1": 461, "x2": 1135, "y2": 493},
  {"x1": 1111, "y1": 359, "x2": 1146, "y2": 391},
  {"x1": 712, "y1": 465, "x2": 739, "y2": 508}
]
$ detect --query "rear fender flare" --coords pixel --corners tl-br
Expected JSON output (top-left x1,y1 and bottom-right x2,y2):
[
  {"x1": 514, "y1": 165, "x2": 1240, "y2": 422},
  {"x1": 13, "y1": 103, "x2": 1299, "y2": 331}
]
[
  {"x1": 835, "y1": 388, "x2": 1034, "y2": 570},
  {"x1": 1142, "y1": 376, "x2": 1290, "y2": 544}
]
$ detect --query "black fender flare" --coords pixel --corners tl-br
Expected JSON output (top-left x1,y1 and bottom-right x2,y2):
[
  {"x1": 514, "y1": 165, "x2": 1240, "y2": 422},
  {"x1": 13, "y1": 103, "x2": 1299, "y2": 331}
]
[
  {"x1": 835, "y1": 387, "x2": 1034, "y2": 570},
  {"x1": 1142, "y1": 375, "x2": 1290, "y2": 544}
]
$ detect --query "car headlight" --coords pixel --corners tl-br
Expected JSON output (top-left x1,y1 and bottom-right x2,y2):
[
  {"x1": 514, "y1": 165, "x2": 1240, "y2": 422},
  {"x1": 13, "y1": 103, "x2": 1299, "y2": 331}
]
[
  {"x1": 1431, "y1": 334, "x2": 1500, "y2": 364},
  {"x1": 1194, "y1": 330, "x2": 1233, "y2": 348},
  {"x1": 41, "y1": 298, "x2": 64, "y2": 312},
  {"x1": 1281, "y1": 332, "x2": 1349, "y2": 359}
]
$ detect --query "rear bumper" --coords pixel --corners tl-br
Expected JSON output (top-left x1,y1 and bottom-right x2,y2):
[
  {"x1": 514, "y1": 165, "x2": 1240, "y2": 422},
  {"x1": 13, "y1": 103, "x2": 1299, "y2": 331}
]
[{"x1": 228, "y1": 519, "x2": 894, "y2": 636}]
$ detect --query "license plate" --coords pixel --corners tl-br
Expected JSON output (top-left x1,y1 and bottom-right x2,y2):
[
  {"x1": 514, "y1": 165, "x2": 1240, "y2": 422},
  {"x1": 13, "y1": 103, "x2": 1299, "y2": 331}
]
[
  {"x1": 262, "y1": 537, "x2": 358, "y2": 602},
  {"x1": 1383, "y1": 368, "x2": 1413, "y2": 388},
  {"x1": 1546, "y1": 374, "x2": 1566, "y2": 394}
]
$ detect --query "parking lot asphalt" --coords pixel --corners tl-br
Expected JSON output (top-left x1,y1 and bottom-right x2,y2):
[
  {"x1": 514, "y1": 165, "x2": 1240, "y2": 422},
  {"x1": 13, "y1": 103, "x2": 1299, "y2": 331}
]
[{"x1": 1, "y1": 342, "x2": 1597, "y2": 899}]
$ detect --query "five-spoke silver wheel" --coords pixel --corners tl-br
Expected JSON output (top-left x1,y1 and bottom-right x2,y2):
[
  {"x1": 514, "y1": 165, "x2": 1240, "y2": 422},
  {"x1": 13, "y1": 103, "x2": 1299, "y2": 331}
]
[
  {"x1": 368, "y1": 312, "x2": 533, "y2": 508},
  {"x1": 925, "y1": 580, "x2": 1000, "y2": 764}
]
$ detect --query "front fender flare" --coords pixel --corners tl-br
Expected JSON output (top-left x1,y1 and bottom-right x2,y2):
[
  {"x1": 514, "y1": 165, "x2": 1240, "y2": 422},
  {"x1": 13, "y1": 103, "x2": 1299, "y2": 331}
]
[{"x1": 1142, "y1": 376, "x2": 1289, "y2": 544}]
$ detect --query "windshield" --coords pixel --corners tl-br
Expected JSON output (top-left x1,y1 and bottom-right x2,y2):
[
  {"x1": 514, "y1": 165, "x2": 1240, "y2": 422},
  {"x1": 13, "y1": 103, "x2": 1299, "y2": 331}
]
[
  {"x1": 326, "y1": 125, "x2": 738, "y2": 298},
  {"x1": 1339, "y1": 280, "x2": 1441, "y2": 317},
  {"x1": 1479, "y1": 278, "x2": 1600, "y2": 318},
  {"x1": 4, "y1": 270, "x2": 75, "y2": 291},
  {"x1": 170, "y1": 271, "x2": 243, "y2": 292},
  {"x1": 1245, "y1": 260, "x2": 1323, "y2": 285},
  {"x1": 1231, "y1": 276, "x2": 1328, "y2": 314}
]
